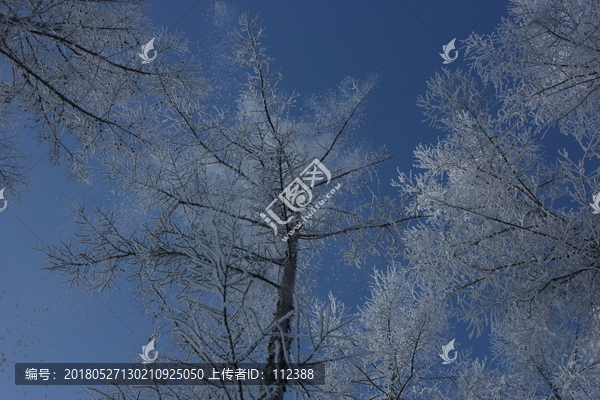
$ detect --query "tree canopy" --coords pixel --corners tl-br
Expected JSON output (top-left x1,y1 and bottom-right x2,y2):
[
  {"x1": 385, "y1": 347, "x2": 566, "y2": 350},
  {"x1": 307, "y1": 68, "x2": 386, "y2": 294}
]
[
  {"x1": 20, "y1": 0, "x2": 600, "y2": 398},
  {"x1": 0, "y1": 0, "x2": 204, "y2": 190},
  {"x1": 392, "y1": 0, "x2": 600, "y2": 398}
]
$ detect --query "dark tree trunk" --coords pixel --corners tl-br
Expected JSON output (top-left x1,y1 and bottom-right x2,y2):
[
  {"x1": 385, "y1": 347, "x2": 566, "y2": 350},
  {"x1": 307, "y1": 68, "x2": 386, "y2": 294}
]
[{"x1": 263, "y1": 236, "x2": 298, "y2": 400}]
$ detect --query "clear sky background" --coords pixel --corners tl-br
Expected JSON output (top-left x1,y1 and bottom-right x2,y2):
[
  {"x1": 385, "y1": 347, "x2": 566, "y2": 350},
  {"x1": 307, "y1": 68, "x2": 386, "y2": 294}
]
[{"x1": 0, "y1": 1, "x2": 536, "y2": 398}]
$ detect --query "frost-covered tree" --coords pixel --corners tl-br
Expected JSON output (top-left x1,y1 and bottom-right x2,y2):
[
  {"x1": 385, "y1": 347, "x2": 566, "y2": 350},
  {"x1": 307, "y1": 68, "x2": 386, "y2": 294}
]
[
  {"x1": 0, "y1": 0, "x2": 204, "y2": 190},
  {"x1": 392, "y1": 0, "x2": 600, "y2": 398},
  {"x1": 41, "y1": 13, "x2": 409, "y2": 400},
  {"x1": 342, "y1": 266, "x2": 456, "y2": 399},
  {"x1": 466, "y1": 0, "x2": 600, "y2": 149}
]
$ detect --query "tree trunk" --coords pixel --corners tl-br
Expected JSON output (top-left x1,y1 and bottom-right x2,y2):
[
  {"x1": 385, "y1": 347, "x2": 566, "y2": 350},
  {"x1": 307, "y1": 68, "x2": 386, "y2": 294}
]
[{"x1": 264, "y1": 235, "x2": 298, "y2": 399}]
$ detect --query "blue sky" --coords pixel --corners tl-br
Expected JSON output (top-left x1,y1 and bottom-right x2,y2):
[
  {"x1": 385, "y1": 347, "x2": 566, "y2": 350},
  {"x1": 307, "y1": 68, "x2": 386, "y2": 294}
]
[{"x1": 0, "y1": 1, "x2": 514, "y2": 398}]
